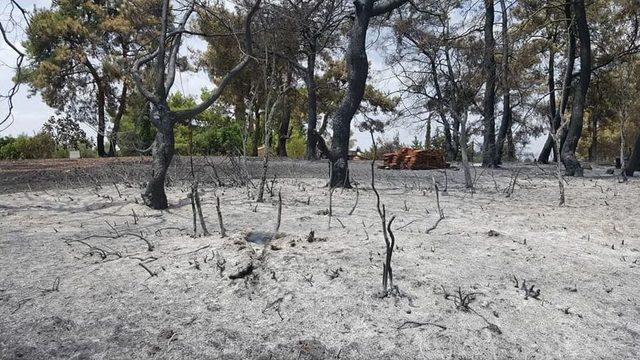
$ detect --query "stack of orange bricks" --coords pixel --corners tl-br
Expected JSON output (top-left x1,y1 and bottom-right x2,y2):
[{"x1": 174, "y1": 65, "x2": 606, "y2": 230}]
[{"x1": 382, "y1": 148, "x2": 449, "y2": 170}]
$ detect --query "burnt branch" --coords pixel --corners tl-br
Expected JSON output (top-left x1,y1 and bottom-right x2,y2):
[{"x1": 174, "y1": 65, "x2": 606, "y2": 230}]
[{"x1": 216, "y1": 196, "x2": 227, "y2": 237}]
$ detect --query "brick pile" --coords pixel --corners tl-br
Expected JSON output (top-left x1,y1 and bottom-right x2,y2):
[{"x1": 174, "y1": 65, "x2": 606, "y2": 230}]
[{"x1": 382, "y1": 148, "x2": 449, "y2": 170}]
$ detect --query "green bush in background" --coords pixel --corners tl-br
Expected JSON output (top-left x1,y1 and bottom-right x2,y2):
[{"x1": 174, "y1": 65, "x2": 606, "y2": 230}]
[
  {"x1": 286, "y1": 129, "x2": 306, "y2": 159},
  {"x1": 0, "y1": 133, "x2": 56, "y2": 160},
  {"x1": 0, "y1": 132, "x2": 99, "y2": 160}
]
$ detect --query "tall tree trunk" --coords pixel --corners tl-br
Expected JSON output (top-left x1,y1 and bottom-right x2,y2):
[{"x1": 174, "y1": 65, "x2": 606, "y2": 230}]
[
  {"x1": 444, "y1": 48, "x2": 461, "y2": 159},
  {"x1": 258, "y1": 84, "x2": 286, "y2": 202},
  {"x1": 427, "y1": 51, "x2": 454, "y2": 158},
  {"x1": 328, "y1": 0, "x2": 408, "y2": 187},
  {"x1": 482, "y1": 0, "x2": 497, "y2": 167},
  {"x1": 540, "y1": 1, "x2": 575, "y2": 163},
  {"x1": 97, "y1": 83, "x2": 107, "y2": 157},
  {"x1": 625, "y1": 133, "x2": 640, "y2": 176},
  {"x1": 277, "y1": 70, "x2": 293, "y2": 157},
  {"x1": 305, "y1": 50, "x2": 318, "y2": 160},
  {"x1": 251, "y1": 108, "x2": 260, "y2": 157},
  {"x1": 539, "y1": 136, "x2": 555, "y2": 164},
  {"x1": 460, "y1": 112, "x2": 473, "y2": 188},
  {"x1": 538, "y1": 37, "x2": 558, "y2": 163},
  {"x1": 108, "y1": 84, "x2": 128, "y2": 157},
  {"x1": 557, "y1": 0, "x2": 577, "y2": 153},
  {"x1": 142, "y1": 109, "x2": 175, "y2": 210},
  {"x1": 561, "y1": 0, "x2": 590, "y2": 176},
  {"x1": 494, "y1": 0, "x2": 511, "y2": 166},
  {"x1": 329, "y1": 4, "x2": 371, "y2": 188}
]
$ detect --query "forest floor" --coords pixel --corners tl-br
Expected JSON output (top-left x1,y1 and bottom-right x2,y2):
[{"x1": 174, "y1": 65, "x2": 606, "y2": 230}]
[{"x1": 0, "y1": 158, "x2": 639, "y2": 359}]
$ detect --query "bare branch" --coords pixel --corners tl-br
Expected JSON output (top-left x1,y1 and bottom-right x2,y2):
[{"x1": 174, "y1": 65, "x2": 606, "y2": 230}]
[{"x1": 174, "y1": 0, "x2": 262, "y2": 121}]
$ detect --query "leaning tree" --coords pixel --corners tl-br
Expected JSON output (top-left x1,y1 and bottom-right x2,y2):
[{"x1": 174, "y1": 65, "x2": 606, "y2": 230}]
[
  {"x1": 131, "y1": 0, "x2": 261, "y2": 209},
  {"x1": 328, "y1": 0, "x2": 409, "y2": 187}
]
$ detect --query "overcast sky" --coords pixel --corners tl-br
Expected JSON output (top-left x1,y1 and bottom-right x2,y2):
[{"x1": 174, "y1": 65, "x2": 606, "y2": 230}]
[{"x1": 0, "y1": 1, "x2": 542, "y2": 157}]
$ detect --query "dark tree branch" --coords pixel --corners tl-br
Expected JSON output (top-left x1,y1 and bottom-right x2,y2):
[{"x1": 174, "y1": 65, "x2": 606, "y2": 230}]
[{"x1": 173, "y1": 0, "x2": 262, "y2": 121}]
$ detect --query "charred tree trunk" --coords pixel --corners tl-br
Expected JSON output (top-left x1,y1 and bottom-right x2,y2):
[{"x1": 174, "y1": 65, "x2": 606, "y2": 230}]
[
  {"x1": 251, "y1": 108, "x2": 260, "y2": 157},
  {"x1": 540, "y1": 2, "x2": 575, "y2": 164},
  {"x1": 427, "y1": 51, "x2": 455, "y2": 159},
  {"x1": 625, "y1": 133, "x2": 640, "y2": 176},
  {"x1": 84, "y1": 60, "x2": 108, "y2": 157},
  {"x1": 561, "y1": 0, "x2": 590, "y2": 177},
  {"x1": 494, "y1": 0, "x2": 511, "y2": 166},
  {"x1": 131, "y1": 0, "x2": 260, "y2": 210},
  {"x1": 97, "y1": 82, "x2": 107, "y2": 157},
  {"x1": 539, "y1": 37, "x2": 558, "y2": 163},
  {"x1": 328, "y1": 0, "x2": 408, "y2": 187},
  {"x1": 108, "y1": 84, "x2": 128, "y2": 157},
  {"x1": 329, "y1": 6, "x2": 370, "y2": 188},
  {"x1": 444, "y1": 48, "x2": 461, "y2": 159},
  {"x1": 305, "y1": 50, "x2": 318, "y2": 160},
  {"x1": 142, "y1": 109, "x2": 175, "y2": 210},
  {"x1": 277, "y1": 70, "x2": 293, "y2": 157},
  {"x1": 557, "y1": 1, "x2": 577, "y2": 154},
  {"x1": 482, "y1": 0, "x2": 497, "y2": 167},
  {"x1": 460, "y1": 112, "x2": 473, "y2": 188}
]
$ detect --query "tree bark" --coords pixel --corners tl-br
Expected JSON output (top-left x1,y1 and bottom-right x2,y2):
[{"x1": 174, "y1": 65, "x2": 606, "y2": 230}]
[
  {"x1": 444, "y1": 48, "x2": 461, "y2": 159},
  {"x1": 625, "y1": 133, "x2": 640, "y2": 176},
  {"x1": 277, "y1": 70, "x2": 293, "y2": 157},
  {"x1": 305, "y1": 50, "x2": 318, "y2": 160},
  {"x1": 328, "y1": 0, "x2": 408, "y2": 187},
  {"x1": 538, "y1": 39, "x2": 558, "y2": 163},
  {"x1": 540, "y1": 1, "x2": 575, "y2": 164},
  {"x1": 142, "y1": 109, "x2": 175, "y2": 210},
  {"x1": 329, "y1": 3, "x2": 371, "y2": 188},
  {"x1": 561, "y1": 0, "x2": 590, "y2": 177},
  {"x1": 97, "y1": 82, "x2": 107, "y2": 157},
  {"x1": 482, "y1": 0, "x2": 497, "y2": 167},
  {"x1": 132, "y1": 0, "x2": 261, "y2": 210},
  {"x1": 251, "y1": 108, "x2": 260, "y2": 157},
  {"x1": 494, "y1": 0, "x2": 511, "y2": 165},
  {"x1": 108, "y1": 84, "x2": 128, "y2": 157},
  {"x1": 460, "y1": 112, "x2": 473, "y2": 188},
  {"x1": 427, "y1": 51, "x2": 455, "y2": 159}
]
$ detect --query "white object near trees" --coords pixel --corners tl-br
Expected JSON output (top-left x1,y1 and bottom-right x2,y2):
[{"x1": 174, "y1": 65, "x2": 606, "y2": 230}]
[{"x1": 69, "y1": 150, "x2": 80, "y2": 159}]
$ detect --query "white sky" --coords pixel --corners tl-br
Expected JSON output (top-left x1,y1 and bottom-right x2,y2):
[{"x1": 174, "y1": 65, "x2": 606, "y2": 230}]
[{"x1": 0, "y1": 0, "x2": 543, "y2": 157}]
